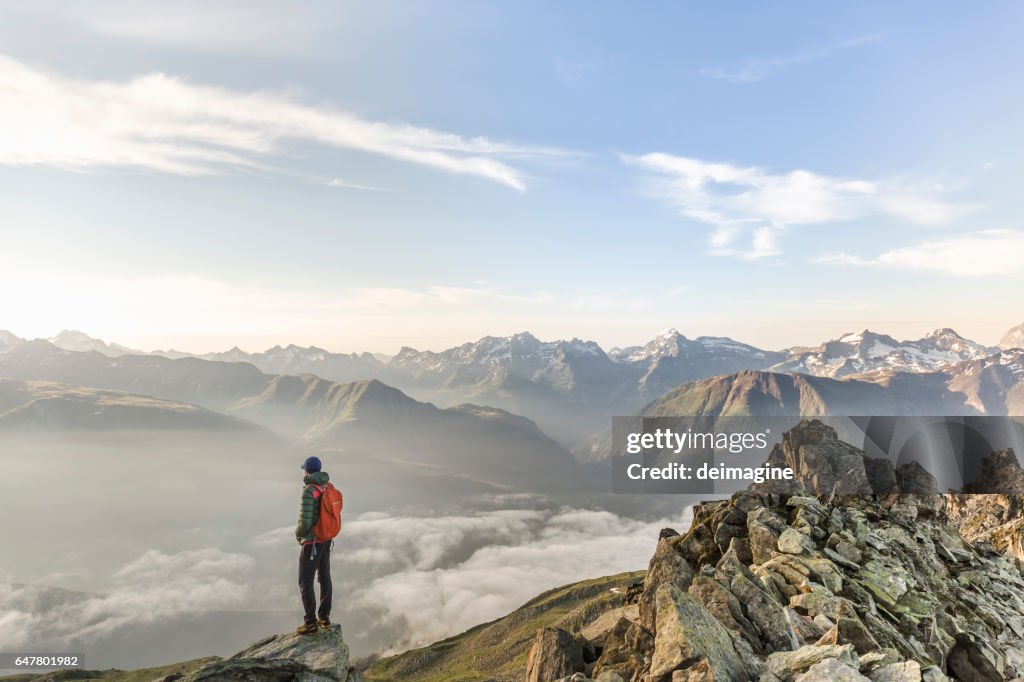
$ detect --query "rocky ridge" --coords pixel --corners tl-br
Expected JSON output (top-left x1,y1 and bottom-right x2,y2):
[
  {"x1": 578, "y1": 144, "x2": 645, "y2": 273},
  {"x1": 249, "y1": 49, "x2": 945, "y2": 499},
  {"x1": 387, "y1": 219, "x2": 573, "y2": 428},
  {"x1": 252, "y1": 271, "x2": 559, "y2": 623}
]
[{"x1": 526, "y1": 420, "x2": 1024, "y2": 681}]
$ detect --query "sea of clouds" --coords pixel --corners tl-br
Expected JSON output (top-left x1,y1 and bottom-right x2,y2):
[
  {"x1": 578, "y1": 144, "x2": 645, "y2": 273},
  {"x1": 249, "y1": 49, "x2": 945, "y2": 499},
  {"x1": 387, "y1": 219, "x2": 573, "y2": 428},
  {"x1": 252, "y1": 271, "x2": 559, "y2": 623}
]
[{"x1": 0, "y1": 497, "x2": 692, "y2": 667}]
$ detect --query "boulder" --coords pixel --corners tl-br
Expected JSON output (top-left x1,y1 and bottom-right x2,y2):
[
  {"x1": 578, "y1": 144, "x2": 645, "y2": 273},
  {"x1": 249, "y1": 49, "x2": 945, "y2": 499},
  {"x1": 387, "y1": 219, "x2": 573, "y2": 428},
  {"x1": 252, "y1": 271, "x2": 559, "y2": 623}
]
[
  {"x1": 778, "y1": 529, "x2": 813, "y2": 555},
  {"x1": 651, "y1": 584, "x2": 749, "y2": 682},
  {"x1": 688, "y1": 575, "x2": 761, "y2": 650},
  {"x1": 580, "y1": 605, "x2": 639, "y2": 643},
  {"x1": 751, "y1": 420, "x2": 876, "y2": 497},
  {"x1": 749, "y1": 507, "x2": 788, "y2": 565},
  {"x1": 794, "y1": 657, "x2": 870, "y2": 681},
  {"x1": 525, "y1": 627, "x2": 587, "y2": 682},
  {"x1": 764, "y1": 643, "x2": 859, "y2": 682},
  {"x1": 186, "y1": 625, "x2": 352, "y2": 681},
  {"x1": 729, "y1": 572, "x2": 801, "y2": 653},
  {"x1": 639, "y1": 535, "x2": 695, "y2": 633},
  {"x1": 867, "y1": 660, "x2": 922, "y2": 682},
  {"x1": 945, "y1": 633, "x2": 1001, "y2": 682}
]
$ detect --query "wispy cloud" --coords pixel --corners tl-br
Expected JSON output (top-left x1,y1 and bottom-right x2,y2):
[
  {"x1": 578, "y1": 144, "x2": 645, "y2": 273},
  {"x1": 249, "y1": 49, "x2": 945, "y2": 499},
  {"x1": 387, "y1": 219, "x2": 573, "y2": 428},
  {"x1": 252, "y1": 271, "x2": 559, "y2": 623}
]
[
  {"x1": 321, "y1": 178, "x2": 396, "y2": 192},
  {"x1": 0, "y1": 54, "x2": 561, "y2": 190},
  {"x1": 7, "y1": 0, "x2": 330, "y2": 56},
  {"x1": 81, "y1": 1, "x2": 328, "y2": 56},
  {"x1": 700, "y1": 34, "x2": 880, "y2": 83},
  {"x1": 625, "y1": 153, "x2": 970, "y2": 259},
  {"x1": 552, "y1": 56, "x2": 604, "y2": 88},
  {"x1": 818, "y1": 229, "x2": 1024, "y2": 277}
]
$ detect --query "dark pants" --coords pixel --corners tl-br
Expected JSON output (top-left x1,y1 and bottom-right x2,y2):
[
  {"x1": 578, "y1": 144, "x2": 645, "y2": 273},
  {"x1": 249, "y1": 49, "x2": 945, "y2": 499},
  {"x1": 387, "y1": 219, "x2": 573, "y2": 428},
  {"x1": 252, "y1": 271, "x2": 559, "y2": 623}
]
[{"x1": 298, "y1": 540, "x2": 332, "y2": 626}]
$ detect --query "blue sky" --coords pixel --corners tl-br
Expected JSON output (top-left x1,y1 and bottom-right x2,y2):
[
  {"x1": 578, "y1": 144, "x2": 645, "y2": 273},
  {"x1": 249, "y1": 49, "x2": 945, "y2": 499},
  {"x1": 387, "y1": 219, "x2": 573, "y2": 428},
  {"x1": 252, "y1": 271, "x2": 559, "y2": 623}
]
[{"x1": 1, "y1": 1, "x2": 1022, "y2": 353}]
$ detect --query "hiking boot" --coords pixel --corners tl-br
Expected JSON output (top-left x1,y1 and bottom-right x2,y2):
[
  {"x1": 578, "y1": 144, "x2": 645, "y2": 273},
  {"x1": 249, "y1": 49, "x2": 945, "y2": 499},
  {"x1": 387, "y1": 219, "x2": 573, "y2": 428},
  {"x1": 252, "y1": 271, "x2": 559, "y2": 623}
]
[
  {"x1": 295, "y1": 623, "x2": 319, "y2": 636},
  {"x1": 317, "y1": 617, "x2": 331, "y2": 627}
]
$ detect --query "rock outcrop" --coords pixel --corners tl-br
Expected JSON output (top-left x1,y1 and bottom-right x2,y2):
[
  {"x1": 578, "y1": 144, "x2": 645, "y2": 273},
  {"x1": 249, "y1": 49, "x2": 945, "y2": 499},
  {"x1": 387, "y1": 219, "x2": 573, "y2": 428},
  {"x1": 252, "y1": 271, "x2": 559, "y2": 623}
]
[
  {"x1": 524, "y1": 421, "x2": 1024, "y2": 682},
  {"x1": 185, "y1": 624, "x2": 359, "y2": 681},
  {"x1": 947, "y1": 447, "x2": 1024, "y2": 562},
  {"x1": 526, "y1": 628, "x2": 593, "y2": 682}
]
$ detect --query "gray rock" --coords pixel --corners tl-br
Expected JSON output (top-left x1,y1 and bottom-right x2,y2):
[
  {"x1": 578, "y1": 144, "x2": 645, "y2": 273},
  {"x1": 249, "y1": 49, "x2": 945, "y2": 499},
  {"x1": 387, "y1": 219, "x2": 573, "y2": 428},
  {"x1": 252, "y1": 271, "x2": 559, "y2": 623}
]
[
  {"x1": 186, "y1": 625, "x2": 351, "y2": 681},
  {"x1": 525, "y1": 627, "x2": 586, "y2": 682},
  {"x1": 824, "y1": 547, "x2": 861, "y2": 570},
  {"x1": 894, "y1": 461, "x2": 938, "y2": 496},
  {"x1": 751, "y1": 420, "x2": 877, "y2": 497},
  {"x1": 764, "y1": 643, "x2": 859, "y2": 682},
  {"x1": 595, "y1": 672, "x2": 625, "y2": 682},
  {"x1": 651, "y1": 584, "x2": 749, "y2": 682},
  {"x1": 794, "y1": 657, "x2": 870, "y2": 681},
  {"x1": 640, "y1": 535, "x2": 695, "y2": 633},
  {"x1": 919, "y1": 665, "x2": 949, "y2": 682},
  {"x1": 729, "y1": 572, "x2": 801, "y2": 653},
  {"x1": 778, "y1": 528, "x2": 813, "y2": 555},
  {"x1": 945, "y1": 632, "x2": 1001, "y2": 682},
  {"x1": 689, "y1": 575, "x2": 761, "y2": 650},
  {"x1": 749, "y1": 507, "x2": 788, "y2": 564},
  {"x1": 867, "y1": 660, "x2": 922, "y2": 682}
]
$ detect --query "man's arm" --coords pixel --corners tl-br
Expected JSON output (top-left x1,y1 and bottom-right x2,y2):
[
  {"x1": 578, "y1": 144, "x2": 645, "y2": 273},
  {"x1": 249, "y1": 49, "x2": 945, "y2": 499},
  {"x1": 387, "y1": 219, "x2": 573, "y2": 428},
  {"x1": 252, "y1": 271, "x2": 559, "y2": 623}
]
[{"x1": 295, "y1": 485, "x2": 315, "y2": 543}]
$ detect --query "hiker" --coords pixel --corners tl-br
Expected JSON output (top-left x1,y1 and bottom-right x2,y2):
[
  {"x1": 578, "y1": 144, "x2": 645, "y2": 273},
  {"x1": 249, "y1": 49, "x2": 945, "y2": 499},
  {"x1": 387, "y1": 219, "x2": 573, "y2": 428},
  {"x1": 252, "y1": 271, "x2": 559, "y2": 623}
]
[{"x1": 295, "y1": 455, "x2": 343, "y2": 635}]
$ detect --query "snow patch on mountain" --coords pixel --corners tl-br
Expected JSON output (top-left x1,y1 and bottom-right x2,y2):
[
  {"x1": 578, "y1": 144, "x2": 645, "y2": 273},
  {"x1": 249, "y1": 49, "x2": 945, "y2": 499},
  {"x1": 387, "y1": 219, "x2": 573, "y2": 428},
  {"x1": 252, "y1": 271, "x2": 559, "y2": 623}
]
[{"x1": 772, "y1": 328, "x2": 996, "y2": 378}]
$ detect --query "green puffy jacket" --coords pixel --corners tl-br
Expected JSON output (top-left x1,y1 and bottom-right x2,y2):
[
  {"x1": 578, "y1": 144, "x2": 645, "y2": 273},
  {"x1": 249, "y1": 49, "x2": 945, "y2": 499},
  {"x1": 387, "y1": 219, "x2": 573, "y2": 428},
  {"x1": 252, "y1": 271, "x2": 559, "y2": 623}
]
[{"x1": 295, "y1": 471, "x2": 330, "y2": 544}]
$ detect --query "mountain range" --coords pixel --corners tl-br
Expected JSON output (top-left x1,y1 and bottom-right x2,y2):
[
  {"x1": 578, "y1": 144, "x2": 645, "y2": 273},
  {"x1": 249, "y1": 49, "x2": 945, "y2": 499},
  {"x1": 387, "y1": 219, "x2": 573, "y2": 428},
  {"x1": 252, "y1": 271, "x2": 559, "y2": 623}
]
[
  {"x1": 6, "y1": 324, "x2": 1019, "y2": 445},
  {"x1": 0, "y1": 339, "x2": 582, "y2": 492},
  {"x1": 2, "y1": 323, "x2": 1023, "y2": 463}
]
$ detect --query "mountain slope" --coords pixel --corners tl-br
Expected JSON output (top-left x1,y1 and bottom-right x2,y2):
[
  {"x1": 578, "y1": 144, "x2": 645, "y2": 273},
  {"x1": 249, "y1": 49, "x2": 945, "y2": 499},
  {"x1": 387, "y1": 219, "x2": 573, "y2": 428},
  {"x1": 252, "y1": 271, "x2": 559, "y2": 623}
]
[
  {"x1": 369, "y1": 421, "x2": 1024, "y2": 682},
  {"x1": 362, "y1": 572, "x2": 643, "y2": 682},
  {"x1": 0, "y1": 379, "x2": 262, "y2": 431},
  {"x1": 238, "y1": 377, "x2": 583, "y2": 490},
  {"x1": 573, "y1": 357, "x2": 1024, "y2": 462},
  {"x1": 0, "y1": 342, "x2": 582, "y2": 491},
  {"x1": 643, "y1": 369, "x2": 972, "y2": 418}
]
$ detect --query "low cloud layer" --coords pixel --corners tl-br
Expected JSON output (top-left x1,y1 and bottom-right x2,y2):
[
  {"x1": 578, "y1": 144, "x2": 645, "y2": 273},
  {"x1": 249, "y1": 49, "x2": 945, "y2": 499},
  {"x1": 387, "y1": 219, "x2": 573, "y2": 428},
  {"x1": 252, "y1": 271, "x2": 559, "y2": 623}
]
[
  {"x1": 1, "y1": 504, "x2": 692, "y2": 663},
  {"x1": 0, "y1": 548, "x2": 253, "y2": 650},
  {"x1": 340, "y1": 505, "x2": 692, "y2": 652}
]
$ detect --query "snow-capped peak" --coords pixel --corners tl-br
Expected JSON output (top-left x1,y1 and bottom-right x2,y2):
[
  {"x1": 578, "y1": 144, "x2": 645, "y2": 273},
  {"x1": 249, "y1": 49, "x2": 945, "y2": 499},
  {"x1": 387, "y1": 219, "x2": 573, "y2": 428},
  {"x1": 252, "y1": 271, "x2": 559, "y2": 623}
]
[
  {"x1": 1000, "y1": 322, "x2": 1024, "y2": 351},
  {"x1": 773, "y1": 327, "x2": 996, "y2": 378}
]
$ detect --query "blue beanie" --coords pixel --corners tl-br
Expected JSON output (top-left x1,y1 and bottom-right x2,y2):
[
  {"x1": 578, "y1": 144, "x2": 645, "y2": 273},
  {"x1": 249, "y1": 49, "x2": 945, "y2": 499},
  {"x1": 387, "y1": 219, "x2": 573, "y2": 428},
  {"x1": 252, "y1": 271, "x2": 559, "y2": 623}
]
[{"x1": 301, "y1": 456, "x2": 322, "y2": 473}]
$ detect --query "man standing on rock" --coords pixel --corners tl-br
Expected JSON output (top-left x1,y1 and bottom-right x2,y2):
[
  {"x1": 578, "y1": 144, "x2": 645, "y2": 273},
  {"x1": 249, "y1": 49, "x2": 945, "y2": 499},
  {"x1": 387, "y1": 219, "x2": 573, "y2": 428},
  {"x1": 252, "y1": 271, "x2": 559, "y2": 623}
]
[{"x1": 295, "y1": 455, "x2": 343, "y2": 635}]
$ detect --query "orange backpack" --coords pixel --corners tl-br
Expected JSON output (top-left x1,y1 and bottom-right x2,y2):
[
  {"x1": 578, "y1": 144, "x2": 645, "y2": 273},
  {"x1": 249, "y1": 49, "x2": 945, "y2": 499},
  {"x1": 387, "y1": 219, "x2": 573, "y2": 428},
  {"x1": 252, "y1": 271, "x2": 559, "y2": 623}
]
[{"x1": 310, "y1": 483, "x2": 343, "y2": 541}]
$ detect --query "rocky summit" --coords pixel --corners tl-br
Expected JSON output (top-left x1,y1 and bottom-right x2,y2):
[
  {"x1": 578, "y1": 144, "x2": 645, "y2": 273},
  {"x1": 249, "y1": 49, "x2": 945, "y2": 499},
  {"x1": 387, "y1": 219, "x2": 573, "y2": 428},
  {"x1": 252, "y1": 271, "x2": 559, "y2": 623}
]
[
  {"x1": 182, "y1": 624, "x2": 359, "y2": 682},
  {"x1": 524, "y1": 420, "x2": 1024, "y2": 682}
]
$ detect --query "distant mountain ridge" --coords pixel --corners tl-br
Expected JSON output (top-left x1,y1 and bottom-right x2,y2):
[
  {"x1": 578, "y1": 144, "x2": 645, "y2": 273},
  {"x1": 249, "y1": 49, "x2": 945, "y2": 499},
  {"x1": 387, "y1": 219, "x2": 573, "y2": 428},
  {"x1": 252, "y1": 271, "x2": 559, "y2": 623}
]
[
  {"x1": 0, "y1": 340, "x2": 581, "y2": 491},
  {"x1": 3, "y1": 323, "x2": 1022, "y2": 445},
  {"x1": 770, "y1": 328, "x2": 997, "y2": 378},
  {"x1": 0, "y1": 378, "x2": 262, "y2": 431},
  {"x1": 575, "y1": 349, "x2": 1024, "y2": 461},
  {"x1": 1002, "y1": 322, "x2": 1024, "y2": 351}
]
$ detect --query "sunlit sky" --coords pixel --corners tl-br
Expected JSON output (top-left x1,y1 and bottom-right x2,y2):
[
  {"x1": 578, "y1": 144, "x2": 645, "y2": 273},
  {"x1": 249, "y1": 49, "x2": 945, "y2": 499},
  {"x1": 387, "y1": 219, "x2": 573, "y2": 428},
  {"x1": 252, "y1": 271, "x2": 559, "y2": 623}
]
[{"x1": 1, "y1": 1, "x2": 1022, "y2": 353}]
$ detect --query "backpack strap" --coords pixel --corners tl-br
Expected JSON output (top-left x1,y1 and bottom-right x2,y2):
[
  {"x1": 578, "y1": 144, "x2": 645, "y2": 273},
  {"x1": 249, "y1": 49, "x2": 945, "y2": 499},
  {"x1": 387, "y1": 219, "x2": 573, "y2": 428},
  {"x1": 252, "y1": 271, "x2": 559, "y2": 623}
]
[{"x1": 307, "y1": 483, "x2": 324, "y2": 499}]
